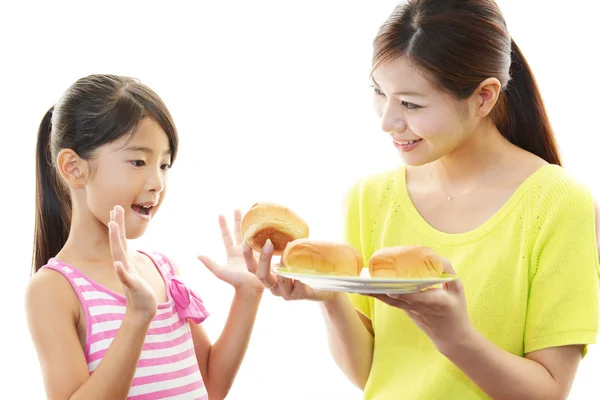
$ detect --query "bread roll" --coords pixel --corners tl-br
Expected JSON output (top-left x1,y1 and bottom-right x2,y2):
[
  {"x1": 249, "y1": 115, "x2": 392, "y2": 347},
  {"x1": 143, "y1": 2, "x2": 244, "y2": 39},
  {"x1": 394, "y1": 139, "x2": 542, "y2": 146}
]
[
  {"x1": 282, "y1": 239, "x2": 363, "y2": 276},
  {"x1": 241, "y1": 202, "x2": 309, "y2": 256},
  {"x1": 369, "y1": 246, "x2": 444, "y2": 278}
]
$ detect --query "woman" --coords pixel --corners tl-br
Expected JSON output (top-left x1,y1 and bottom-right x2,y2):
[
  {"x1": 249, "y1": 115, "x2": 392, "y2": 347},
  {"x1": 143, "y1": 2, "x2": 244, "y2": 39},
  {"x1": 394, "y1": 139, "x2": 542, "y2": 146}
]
[{"x1": 243, "y1": 1, "x2": 599, "y2": 399}]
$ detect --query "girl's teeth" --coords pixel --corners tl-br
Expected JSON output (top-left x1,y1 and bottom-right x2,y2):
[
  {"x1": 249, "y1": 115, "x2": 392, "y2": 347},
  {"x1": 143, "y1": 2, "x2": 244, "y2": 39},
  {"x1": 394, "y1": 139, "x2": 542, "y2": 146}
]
[{"x1": 132, "y1": 204, "x2": 152, "y2": 216}]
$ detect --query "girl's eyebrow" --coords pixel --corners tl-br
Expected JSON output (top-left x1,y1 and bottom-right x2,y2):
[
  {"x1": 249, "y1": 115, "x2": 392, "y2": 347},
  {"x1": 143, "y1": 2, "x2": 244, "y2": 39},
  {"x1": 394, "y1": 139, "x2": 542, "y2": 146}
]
[{"x1": 123, "y1": 145, "x2": 171, "y2": 156}]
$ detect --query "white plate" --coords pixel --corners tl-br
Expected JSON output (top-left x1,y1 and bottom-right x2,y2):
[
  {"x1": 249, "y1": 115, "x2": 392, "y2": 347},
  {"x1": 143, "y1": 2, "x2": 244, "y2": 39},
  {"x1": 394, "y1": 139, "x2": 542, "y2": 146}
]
[{"x1": 275, "y1": 267, "x2": 457, "y2": 294}]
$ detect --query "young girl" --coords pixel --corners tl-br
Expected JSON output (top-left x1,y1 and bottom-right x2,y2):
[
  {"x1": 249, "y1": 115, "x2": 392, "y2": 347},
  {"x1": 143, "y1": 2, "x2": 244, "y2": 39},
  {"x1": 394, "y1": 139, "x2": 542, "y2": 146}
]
[
  {"x1": 26, "y1": 74, "x2": 266, "y2": 400},
  {"x1": 249, "y1": 1, "x2": 599, "y2": 399}
]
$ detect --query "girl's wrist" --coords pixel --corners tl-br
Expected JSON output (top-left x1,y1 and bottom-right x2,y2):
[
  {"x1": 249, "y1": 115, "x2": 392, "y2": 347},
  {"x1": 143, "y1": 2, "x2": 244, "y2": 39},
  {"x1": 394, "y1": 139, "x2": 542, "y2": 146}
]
[
  {"x1": 123, "y1": 310, "x2": 155, "y2": 328},
  {"x1": 234, "y1": 285, "x2": 264, "y2": 300}
]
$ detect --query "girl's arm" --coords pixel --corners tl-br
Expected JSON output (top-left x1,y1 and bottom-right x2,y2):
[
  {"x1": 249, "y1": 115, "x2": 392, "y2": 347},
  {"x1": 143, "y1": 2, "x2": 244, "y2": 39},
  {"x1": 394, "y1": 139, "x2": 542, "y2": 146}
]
[
  {"x1": 178, "y1": 210, "x2": 275, "y2": 399},
  {"x1": 26, "y1": 270, "x2": 153, "y2": 400},
  {"x1": 170, "y1": 259, "x2": 262, "y2": 400},
  {"x1": 26, "y1": 207, "x2": 158, "y2": 400},
  {"x1": 187, "y1": 289, "x2": 263, "y2": 400}
]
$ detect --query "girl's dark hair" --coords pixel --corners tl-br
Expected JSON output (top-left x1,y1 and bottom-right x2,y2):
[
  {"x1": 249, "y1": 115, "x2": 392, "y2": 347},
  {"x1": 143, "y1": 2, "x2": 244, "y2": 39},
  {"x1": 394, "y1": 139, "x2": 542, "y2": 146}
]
[
  {"x1": 373, "y1": 0, "x2": 561, "y2": 165},
  {"x1": 33, "y1": 74, "x2": 178, "y2": 273}
]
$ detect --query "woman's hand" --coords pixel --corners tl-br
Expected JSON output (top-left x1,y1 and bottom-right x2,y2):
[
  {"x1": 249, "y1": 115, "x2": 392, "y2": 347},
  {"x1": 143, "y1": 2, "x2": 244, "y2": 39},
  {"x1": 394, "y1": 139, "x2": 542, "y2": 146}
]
[
  {"x1": 198, "y1": 210, "x2": 264, "y2": 296},
  {"x1": 368, "y1": 260, "x2": 472, "y2": 351},
  {"x1": 248, "y1": 240, "x2": 338, "y2": 303},
  {"x1": 108, "y1": 205, "x2": 157, "y2": 322}
]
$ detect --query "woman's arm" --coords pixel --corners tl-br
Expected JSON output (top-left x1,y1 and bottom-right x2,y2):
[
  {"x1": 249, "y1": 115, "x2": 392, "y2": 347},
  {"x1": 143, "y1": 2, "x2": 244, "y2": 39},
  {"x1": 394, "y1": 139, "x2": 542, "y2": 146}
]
[
  {"x1": 250, "y1": 241, "x2": 375, "y2": 390},
  {"x1": 319, "y1": 292, "x2": 375, "y2": 389},
  {"x1": 375, "y1": 288, "x2": 584, "y2": 400},
  {"x1": 593, "y1": 199, "x2": 600, "y2": 260},
  {"x1": 438, "y1": 325, "x2": 582, "y2": 400},
  {"x1": 440, "y1": 194, "x2": 599, "y2": 399},
  {"x1": 371, "y1": 254, "x2": 588, "y2": 400}
]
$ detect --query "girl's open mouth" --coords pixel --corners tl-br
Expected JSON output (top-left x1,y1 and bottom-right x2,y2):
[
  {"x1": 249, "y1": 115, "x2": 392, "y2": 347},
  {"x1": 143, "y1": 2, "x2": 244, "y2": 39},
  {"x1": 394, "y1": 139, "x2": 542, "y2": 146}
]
[{"x1": 131, "y1": 204, "x2": 153, "y2": 219}]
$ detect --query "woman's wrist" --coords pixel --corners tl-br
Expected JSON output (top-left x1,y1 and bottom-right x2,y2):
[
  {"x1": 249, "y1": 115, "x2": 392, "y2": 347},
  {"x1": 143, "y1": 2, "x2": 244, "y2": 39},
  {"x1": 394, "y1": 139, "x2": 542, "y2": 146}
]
[
  {"x1": 321, "y1": 291, "x2": 346, "y2": 307},
  {"x1": 435, "y1": 322, "x2": 481, "y2": 358}
]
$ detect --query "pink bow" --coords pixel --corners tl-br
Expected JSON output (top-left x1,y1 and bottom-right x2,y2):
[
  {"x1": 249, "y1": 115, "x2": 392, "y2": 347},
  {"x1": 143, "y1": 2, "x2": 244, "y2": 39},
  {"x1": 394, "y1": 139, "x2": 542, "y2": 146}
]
[{"x1": 170, "y1": 277, "x2": 209, "y2": 324}]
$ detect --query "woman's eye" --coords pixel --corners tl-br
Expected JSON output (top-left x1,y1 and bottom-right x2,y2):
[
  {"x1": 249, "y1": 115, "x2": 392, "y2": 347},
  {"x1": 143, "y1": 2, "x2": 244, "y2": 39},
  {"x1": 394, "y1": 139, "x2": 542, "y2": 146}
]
[
  {"x1": 161, "y1": 164, "x2": 171, "y2": 171},
  {"x1": 131, "y1": 160, "x2": 146, "y2": 167},
  {"x1": 402, "y1": 101, "x2": 421, "y2": 110}
]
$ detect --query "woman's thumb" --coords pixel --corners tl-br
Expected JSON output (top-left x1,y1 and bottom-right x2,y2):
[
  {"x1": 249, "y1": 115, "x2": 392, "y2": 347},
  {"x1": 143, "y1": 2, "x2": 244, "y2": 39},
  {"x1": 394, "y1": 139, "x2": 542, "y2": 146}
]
[{"x1": 441, "y1": 258, "x2": 462, "y2": 293}]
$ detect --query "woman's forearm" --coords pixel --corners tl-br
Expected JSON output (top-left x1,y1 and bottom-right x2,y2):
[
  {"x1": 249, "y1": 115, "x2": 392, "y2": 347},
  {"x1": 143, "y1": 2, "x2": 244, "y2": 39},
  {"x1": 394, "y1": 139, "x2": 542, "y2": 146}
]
[
  {"x1": 319, "y1": 292, "x2": 374, "y2": 389},
  {"x1": 439, "y1": 326, "x2": 565, "y2": 400}
]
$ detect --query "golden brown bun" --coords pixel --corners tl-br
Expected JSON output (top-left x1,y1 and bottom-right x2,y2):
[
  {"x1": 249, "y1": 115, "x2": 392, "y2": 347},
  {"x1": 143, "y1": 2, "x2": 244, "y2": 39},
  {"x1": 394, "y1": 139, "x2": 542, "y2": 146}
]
[
  {"x1": 241, "y1": 202, "x2": 309, "y2": 256},
  {"x1": 369, "y1": 246, "x2": 444, "y2": 278},
  {"x1": 282, "y1": 239, "x2": 363, "y2": 276}
]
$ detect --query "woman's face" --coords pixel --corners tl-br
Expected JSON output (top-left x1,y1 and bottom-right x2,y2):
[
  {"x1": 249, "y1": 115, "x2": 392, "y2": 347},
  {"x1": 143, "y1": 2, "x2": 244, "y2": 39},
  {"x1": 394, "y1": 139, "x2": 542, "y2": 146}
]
[{"x1": 371, "y1": 56, "x2": 479, "y2": 166}]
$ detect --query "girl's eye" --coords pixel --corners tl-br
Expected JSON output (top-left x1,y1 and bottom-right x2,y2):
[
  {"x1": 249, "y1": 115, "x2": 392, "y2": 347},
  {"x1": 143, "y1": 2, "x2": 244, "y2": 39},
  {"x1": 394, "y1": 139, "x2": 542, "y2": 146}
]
[
  {"x1": 161, "y1": 164, "x2": 171, "y2": 171},
  {"x1": 402, "y1": 101, "x2": 422, "y2": 110},
  {"x1": 131, "y1": 160, "x2": 146, "y2": 167},
  {"x1": 372, "y1": 86, "x2": 385, "y2": 96}
]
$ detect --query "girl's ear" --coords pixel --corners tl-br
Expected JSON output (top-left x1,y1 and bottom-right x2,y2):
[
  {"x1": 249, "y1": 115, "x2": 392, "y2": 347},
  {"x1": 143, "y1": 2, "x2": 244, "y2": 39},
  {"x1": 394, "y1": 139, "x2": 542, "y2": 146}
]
[{"x1": 56, "y1": 149, "x2": 89, "y2": 188}]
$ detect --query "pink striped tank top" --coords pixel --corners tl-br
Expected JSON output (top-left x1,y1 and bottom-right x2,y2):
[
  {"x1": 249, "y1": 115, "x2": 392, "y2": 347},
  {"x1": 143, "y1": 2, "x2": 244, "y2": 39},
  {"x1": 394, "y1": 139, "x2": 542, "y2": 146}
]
[{"x1": 40, "y1": 251, "x2": 210, "y2": 399}]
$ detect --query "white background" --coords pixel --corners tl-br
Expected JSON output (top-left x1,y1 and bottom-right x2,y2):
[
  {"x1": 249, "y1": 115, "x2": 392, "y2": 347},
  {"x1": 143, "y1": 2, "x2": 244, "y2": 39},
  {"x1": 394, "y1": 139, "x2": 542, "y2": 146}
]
[{"x1": 1, "y1": 0, "x2": 599, "y2": 398}]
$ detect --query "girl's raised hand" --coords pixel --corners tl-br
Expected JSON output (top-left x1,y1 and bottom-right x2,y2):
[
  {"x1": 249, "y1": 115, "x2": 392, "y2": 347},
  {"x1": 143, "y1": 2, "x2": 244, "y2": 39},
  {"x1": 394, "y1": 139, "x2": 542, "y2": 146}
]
[
  {"x1": 197, "y1": 210, "x2": 264, "y2": 296},
  {"x1": 108, "y1": 205, "x2": 157, "y2": 322}
]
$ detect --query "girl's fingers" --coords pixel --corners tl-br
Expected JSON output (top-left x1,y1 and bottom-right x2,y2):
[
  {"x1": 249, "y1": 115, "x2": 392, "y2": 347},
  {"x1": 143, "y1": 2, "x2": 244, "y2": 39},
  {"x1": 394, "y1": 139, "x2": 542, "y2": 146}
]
[
  {"x1": 114, "y1": 261, "x2": 133, "y2": 289},
  {"x1": 114, "y1": 206, "x2": 128, "y2": 250},
  {"x1": 233, "y1": 209, "x2": 243, "y2": 245},
  {"x1": 219, "y1": 215, "x2": 235, "y2": 253}
]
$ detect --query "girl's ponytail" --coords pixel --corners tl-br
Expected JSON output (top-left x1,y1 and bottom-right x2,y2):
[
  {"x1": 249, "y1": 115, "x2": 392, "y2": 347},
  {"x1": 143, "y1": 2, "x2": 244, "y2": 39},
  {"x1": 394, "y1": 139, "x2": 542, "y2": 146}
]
[{"x1": 32, "y1": 107, "x2": 71, "y2": 274}]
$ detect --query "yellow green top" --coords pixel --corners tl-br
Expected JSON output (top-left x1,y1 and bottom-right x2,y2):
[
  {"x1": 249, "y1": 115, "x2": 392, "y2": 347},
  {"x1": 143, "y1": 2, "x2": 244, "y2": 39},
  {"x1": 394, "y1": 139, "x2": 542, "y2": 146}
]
[{"x1": 344, "y1": 164, "x2": 599, "y2": 399}]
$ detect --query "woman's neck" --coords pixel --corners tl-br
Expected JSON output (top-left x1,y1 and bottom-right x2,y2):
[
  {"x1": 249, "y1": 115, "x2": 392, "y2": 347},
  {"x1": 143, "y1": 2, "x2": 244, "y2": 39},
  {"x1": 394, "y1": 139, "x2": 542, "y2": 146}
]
[{"x1": 430, "y1": 123, "x2": 509, "y2": 193}]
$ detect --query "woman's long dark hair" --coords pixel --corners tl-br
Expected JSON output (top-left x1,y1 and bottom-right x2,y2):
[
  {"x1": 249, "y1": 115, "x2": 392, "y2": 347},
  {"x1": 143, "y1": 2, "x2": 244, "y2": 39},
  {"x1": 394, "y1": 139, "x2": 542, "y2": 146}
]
[
  {"x1": 373, "y1": 0, "x2": 561, "y2": 165},
  {"x1": 33, "y1": 74, "x2": 179, "y2": 273}
]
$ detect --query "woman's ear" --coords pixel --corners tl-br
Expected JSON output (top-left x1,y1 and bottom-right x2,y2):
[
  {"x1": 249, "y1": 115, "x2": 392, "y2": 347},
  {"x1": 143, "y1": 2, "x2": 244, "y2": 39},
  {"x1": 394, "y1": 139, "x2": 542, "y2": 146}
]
[
  {"x1": 56, "y1": 149, "x2": 88, "y2": 188},
  {"x1": 472, "y1": 77, "x2": 502, "y2": 118}
]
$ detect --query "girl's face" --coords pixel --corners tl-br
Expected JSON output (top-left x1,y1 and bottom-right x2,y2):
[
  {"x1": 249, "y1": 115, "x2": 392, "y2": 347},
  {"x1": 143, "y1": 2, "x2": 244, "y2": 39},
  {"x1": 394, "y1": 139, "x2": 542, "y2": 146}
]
[
  {"x1": 371, "y1": 56, "x2": 479, "y2": 166},
  {"x1": 83, "y1": 117, "x2": 172, "y2": 239}
]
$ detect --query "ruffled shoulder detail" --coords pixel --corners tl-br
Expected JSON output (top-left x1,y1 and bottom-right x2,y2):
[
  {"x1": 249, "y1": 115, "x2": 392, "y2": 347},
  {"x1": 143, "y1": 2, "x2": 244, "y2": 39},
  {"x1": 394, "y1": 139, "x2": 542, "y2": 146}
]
[{"x1": 169, "y1": 277, "x2": 209, "y2": 324}]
